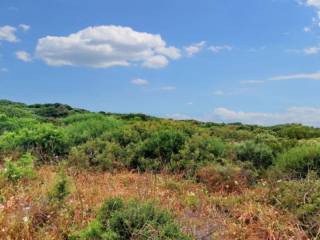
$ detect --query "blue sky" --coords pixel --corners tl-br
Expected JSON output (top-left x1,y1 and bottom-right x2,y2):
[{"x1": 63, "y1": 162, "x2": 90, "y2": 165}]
[{"x1": 1, "y1": 0, "x2": 320, "y2": 126}]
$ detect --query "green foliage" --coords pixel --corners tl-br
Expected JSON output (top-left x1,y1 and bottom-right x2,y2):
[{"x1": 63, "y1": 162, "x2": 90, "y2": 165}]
[
  {"x1": 68, "y1": 139, "x2": 126, "y2": 171},
  {"x1": 64, "y1": 113, "x2": 123, "y2": 145},
  {"x1": 274, "y1": 144, "x2": 320, "y2": 178},
  {"x1": 72, "y1": 198, "x2": 190, "y2": 240},
  {"x1": 29, "y1": 103, "x2": 86, "y2": 119},
  {"x1": 0, "y1": 100, "x2": 34, "y2": 118},
  {"x1": 1, "y1": 153, "x2": 35, "y2": 182},
  {"x1": 170, "y1": 135, "x2": 226, "y2": 176},
  {"x1": 270, "y1": 172, "x2": 320, "y2": 238},
  {"x1": 235, "y1": 140, "x2": 274, "y2": 169},
  {"x1": 0, "y1": 124, "x2": 68, "y2": 163},
  {"x1": 271, "y1": 124, "x2": 320, "y2": 139},
  {"x1": 48, "y1": 168, "x2": 69, "y2": 203}
]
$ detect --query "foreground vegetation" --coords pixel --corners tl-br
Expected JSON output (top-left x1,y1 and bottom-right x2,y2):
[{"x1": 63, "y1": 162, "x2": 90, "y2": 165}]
[{"x1": 1, "y1": 99, "x2": 320, "y2": 239}]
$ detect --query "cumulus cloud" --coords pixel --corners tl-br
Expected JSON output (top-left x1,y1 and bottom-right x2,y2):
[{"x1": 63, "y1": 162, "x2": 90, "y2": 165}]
[
  {"x1": 131, "y1": 78, "x2": 149, "y2": 86},
  {"x1": 184, "y1": 41, "x2": 206, "y2": 57},
  {"x1": 35, "y1": 25, "x2": 181, "y2": 69},
  {"x1": 0, "y1": 25, "x2": 18, "y2": 42},
  {"x1": 142, "y1": 55, "x2": 168, "y2": 69},
  {"x1": 15, "y1": 51, "x2": 32, "y2": 62},
  {"x1": 19, "y1": 24, "x2": 30, "y2": 32},
  {"x1": 204, "y1": 107, "x2": 320, "y2": 126},
  {"x1": 208, "y1": 45, "x2": 232, "y2": 53}
]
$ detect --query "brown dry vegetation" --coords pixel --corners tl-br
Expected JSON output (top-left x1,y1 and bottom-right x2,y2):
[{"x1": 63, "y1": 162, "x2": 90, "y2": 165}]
[{"x1": 0, "y1": 166, "x2": 307, "y2": 240}]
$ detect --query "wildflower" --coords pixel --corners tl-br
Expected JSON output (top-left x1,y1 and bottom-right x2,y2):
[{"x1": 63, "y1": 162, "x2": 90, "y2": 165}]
[{"x1": 23, "y1": 216, "x2": 29, "y2": 223}]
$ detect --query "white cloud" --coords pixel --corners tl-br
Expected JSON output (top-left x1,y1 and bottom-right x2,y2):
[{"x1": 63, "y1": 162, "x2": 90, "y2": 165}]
[
  {"x1": 213, "y1": 90, "x2": 225, "y2": 96},
  {"x1": 0, "y1": 25, "x2": 18, "y2": 42},
  {"x1": 184, "y1": 41, "x2": 206, "y2": 57},
  {"x1": 142, "y1": 55, "x2": 168, "y2": 68},
  {"x1": 205, "y1": 107, "x2": 320, "y2": 126},
  {"x1": 213, "y1": 88, "x2": 250, "y2": 96},
  {"x1": 15, "y1": 51, "x2": 32, "y2": 62},
  {"x1": 19, "y1": 24, "x2": 30, "y2": 32},
  {"x1": 240, "y1": 72, "x2": 320, "y2": 84},
  {"x1": 35, "y1": 25, "x2": 181, "y2": 69},
  {"x1": 270, "y1": 72, "x2": 320, "y2": 81},
  {"x1": 304, "y1": 46, "x2": 320, "y2": 54},
  {"x1": 208, "y1": 45, "x2": 232, "y2": 53},
  {"x1": 304, "y1": 26, "x2": 312, "y2": 32},
  {"x1": 240, "y1": 80, "x2": 265, "y2": 84},
  {"x1": 160, "y1": 86, "x2": 176, "y2": 91},
  {"x1": 306, "y1": 0, "x2": 320, "y2": 8},
  {"x1": 131, "y1": 78, "x2": 149, "y2": 86}
]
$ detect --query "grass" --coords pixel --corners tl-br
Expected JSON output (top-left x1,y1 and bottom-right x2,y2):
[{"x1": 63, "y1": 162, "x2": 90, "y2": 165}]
[{"x1": 0, "y1": 166, "x2": 306, "y2": 240}]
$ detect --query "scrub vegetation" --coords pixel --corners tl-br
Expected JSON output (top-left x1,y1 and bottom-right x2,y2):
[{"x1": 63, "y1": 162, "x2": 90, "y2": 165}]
[{"x1": 1, "y1": 99, "x2": 320, "y2": 239}]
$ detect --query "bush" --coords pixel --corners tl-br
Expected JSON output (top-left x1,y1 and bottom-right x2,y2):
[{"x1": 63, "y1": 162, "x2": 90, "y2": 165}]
[
  {"x1": 0, "y1": 124, "x2": 68, "y2": 163},
  {"x1": 68, "y1": 139, "x2": 126, "y2": 171},
  {"x1": 274, "y1": 144, "x2": 320, "y2": 178},
  {"x1": 48, "y1": 168, "x2": 69, "y2": 203},
  {"x1": 1, "y1": 153, "x2": 35, "y2": 182},
  {"x1": 235, "y1": 140, "x2": 274, "y2": 169},
  {"x1": 64, "y1": 114, "x2": 122, "y2": 145},
  {"x1": 196, "y1": 162, "x2": 255, "y2": 193},
  {"x1": 168, "y1": 135, "x2": 226, "y2": 176},
  {"x1": 140, "y1": 128, "x2": 187, "y2": 162},
  {"x1": 131, "y1": 128, "x2": 186, "y2": 170},
  {"x1": 269, "y1": 172, "x2": 320, "y2": 238},
  {"x1": 71, "y1": 198, "x2": 190, "y2": 240}
]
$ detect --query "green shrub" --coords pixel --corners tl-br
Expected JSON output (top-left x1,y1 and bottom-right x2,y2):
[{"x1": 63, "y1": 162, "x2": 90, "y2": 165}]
[
  {"x1": 235, "y1": 140, "x2": 274, "y2": 169},
  {"x1": 0, "y1": 124, "x2": 68, "y2": 163},
  {"x1": 64, "y1": 114, "x2": 122, "y2": 145},
  {"x1": 140, "y1": 128, "x2": 187, "y2": 161},
  {"x1": 168, "y1": 135, "x2": 226, "y2": 176},
  {"x1": 269, "y1": 172, "x2": 320, "y2": 238},
  {"x1": 68, "y1": 139, "x2": 126, "y2": 171},
  {"x1": 126, "y1": 128, "x2": 187, "y2": 172},
  {"x1": 71, "y1": 197, "x2": 190, "y2": 240},
  {"x1": 274, "y1": 144, "x2": 320, "y2": 178},
  {"x1": 1, "y1": 153, "x2": 35, "y2": 182},
  {"x1": 48, "y1": 168, "x2": 69, "y2": 203}
]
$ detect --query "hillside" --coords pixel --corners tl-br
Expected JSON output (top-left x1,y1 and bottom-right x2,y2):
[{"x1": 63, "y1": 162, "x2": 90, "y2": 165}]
[{"x1": 1, "y1": 100, "x2": 320, "y2": 239}]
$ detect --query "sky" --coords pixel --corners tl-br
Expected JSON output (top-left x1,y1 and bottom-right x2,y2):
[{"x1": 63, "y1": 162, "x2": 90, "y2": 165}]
[{"x1": 1, "y1": 0, "x2": 320, "y2": 126}]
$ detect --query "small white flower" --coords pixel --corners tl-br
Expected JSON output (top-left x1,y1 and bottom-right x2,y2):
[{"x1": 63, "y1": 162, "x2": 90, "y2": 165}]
[{"x1": 23, "y1": 216, "x2": 29, "y2": 223}]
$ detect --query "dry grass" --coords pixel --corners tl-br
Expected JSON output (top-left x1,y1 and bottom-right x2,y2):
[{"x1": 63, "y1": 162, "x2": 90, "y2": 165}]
[{"x1": 0, "y1": 166, "x2": 307, "y2": 239}]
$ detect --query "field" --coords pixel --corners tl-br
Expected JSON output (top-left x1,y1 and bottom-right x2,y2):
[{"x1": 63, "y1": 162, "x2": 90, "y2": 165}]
[{"x1": 0, "y1": 100, "x2": 319, "y2": 239}]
